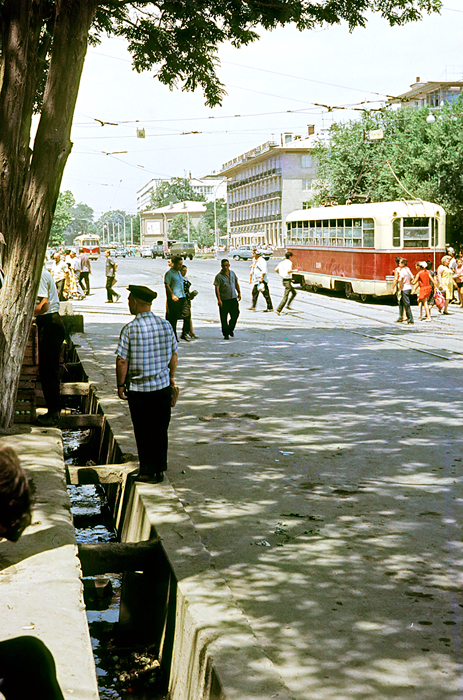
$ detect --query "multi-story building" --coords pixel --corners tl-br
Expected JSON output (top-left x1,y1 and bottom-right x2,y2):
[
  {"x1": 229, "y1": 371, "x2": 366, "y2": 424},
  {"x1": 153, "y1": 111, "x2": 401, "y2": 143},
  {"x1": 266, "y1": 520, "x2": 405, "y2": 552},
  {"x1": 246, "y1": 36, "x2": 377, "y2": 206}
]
[
  {"x1": 389, "y1": 77, "x2": 463, "y2": 109},
  {"x1": 136, "y1": 175, "x2": 226, "y2": 212},
  {"x1": 139, "y1": 201, "x2": 207, "y2": 247},
  {"x1": 218, "y1": 129, "x2": 317, "y2": 249}
]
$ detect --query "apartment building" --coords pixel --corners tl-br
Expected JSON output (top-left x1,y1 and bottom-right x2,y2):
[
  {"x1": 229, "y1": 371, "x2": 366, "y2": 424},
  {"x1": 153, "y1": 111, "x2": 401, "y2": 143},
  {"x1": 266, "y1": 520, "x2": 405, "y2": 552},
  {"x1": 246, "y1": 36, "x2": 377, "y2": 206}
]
[
  {"x1": 136, "y1": 175, "x2": 226, "y2": 212},
  {"x1": 389, "y1": 77, "x2": 463, "y2": 109},
  {"x1": 218, "y1": 129, "x2": 317, "y2": 248}
]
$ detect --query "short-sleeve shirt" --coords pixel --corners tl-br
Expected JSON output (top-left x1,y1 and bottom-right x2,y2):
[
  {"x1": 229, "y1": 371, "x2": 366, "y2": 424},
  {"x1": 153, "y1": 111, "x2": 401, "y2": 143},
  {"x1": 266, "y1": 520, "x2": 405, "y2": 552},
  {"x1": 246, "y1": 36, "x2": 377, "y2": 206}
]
[
  {"x1": 213, "y1": 270, "x2": 238, "y2": 300},
  {"x1": 71, "y1": 257, "x2": 81, "y2": 272},
  {"x1": 80, "y1": 253, "x2": 90, "y2": 272},
  {"x1": 399, "y1": 266, "x2": 413, "y2": 291},
  {"x1": 37, "y1": 267, "x2": 60, "y2": 314},
  {"x1": 251, "y1": 256, "x2": 268, "y2": 284},
  {"x1": 116, "y1": 312, "x2": 178, "y2": 392},
  {"x1": 51, "y1": 260, "x2": 67, "y2": 282},
  {"x1": 105, "y1": 256, "x2": 116, "y2": 277},
  {"x1": 275, "y1": 259, "x2": 293, "y2": 279},
  {"x1": 164, "y1": 269, "x2": 185, "y2": 299}
]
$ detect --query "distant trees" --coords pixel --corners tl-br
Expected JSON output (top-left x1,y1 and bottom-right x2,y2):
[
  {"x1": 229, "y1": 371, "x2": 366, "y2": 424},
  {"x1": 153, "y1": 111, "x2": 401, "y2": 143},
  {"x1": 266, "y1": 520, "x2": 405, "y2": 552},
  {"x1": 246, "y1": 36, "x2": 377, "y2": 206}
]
[
  {"x1": 150, "y1": 178, "x2": 205, "y2": 209},
  {"x1": 49, "y1": 191, "x2": 75, "y2": 247},
  {"x1": 0, "y1": 0, "x2": 443, "y2": 425},
  {"x1": 312, "y1": 100, "x2": 463, "y2": 242}
]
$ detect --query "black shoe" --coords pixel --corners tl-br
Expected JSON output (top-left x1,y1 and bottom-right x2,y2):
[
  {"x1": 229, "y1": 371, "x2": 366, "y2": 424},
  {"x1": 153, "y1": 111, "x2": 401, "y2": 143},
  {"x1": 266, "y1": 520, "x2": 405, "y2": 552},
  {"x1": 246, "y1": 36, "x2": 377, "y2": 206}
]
[
  {"x1": 223, "y1": 335, "x2": 229, "y2": 340},
  {"x1": 133, "y1": 473, "x2": 155, "y2": 483},
  {"x1": 229, "y1": 331, "x2": 234, "y2": 337},
  {"x1": 35, "y1": 412, "x2": 60, "y2": 427},
  {"x1": 154, "y1": 472, "x2": 164, "y2": 483},
  {"x1": 263, "y1": 308, "x2": 273, "y2": 312},
  {"x1": 180, "y1": 334, "x2": 191, "y2": 341}
]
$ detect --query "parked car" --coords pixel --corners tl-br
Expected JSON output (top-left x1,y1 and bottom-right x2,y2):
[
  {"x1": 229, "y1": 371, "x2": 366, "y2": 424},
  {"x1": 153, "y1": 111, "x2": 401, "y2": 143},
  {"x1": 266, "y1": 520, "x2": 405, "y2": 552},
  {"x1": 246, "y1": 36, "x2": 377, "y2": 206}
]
[
  {"x1": 114, "y1": 247, "x2": 127, "y2": 258},
  {"x1": 170, "y1": 242, "x2": 195, "y2": 260},
  {"x1": 139, "y1": 246, "x2": 152, "y2": 258},
  {"x1": 232, "y1": 245, "x2": 272, "y2": 261}
]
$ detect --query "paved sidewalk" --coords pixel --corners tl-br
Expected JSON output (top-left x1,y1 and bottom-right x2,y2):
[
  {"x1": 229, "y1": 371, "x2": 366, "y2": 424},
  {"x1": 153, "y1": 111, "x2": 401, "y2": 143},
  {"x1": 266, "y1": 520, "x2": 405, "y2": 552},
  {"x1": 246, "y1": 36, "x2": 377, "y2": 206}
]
[{"x1": 76, "y1": 306, "x2": 463, "y2": 700}]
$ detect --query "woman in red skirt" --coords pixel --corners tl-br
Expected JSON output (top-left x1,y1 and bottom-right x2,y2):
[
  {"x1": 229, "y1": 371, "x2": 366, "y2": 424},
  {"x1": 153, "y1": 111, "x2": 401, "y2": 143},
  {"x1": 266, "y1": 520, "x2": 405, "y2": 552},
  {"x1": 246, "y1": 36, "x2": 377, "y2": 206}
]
[{"x1": 413, "y1": 261, "x2": 432, "y2": 321}]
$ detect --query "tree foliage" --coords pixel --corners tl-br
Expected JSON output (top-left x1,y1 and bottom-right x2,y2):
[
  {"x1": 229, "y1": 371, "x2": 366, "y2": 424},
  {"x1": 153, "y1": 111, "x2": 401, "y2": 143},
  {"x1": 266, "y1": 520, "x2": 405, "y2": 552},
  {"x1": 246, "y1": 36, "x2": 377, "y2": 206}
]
[
  {"x1": 0, "y1": 0, "x2": 443, "y2": 425},
  {"x1": 312, "y1": 100, "x2": 463, "y2": 241},
  {"x1": 150, "y1": 178, "x2": 205, "y2": 209},
  {"x1": 49, "y1": 190, "x2": 75, "y2": 247}
]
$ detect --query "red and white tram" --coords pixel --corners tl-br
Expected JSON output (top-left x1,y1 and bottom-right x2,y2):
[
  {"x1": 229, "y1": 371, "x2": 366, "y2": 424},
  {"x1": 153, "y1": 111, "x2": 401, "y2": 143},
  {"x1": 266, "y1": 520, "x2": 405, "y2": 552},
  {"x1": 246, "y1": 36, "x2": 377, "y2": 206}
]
[
  {"x1": 73, "y1": 234, "x2": 100, "y2": 260},
  {"x1": 286, "y1": 200, "x2": 446, "y2": 300}
]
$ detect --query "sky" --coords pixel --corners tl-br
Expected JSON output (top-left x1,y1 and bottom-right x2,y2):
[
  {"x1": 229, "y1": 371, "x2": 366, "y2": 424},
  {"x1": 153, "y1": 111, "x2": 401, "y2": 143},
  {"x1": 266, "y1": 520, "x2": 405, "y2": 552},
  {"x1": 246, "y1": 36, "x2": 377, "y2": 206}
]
[{"x1": 59, "y1": 3, "x2": 463, "y2": 220}]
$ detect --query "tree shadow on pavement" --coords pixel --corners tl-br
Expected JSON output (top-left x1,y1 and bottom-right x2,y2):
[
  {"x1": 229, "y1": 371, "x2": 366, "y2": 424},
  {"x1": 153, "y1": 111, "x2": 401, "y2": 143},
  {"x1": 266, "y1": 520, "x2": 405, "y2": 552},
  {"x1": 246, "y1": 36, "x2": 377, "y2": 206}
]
[{"x1": 168, "y1": 323, "x2": 463, "y2": 700}]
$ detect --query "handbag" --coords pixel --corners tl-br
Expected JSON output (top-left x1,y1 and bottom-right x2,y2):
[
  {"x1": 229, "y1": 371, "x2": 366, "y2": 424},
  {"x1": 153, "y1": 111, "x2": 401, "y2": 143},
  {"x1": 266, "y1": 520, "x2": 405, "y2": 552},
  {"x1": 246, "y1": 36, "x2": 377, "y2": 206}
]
[{"x1": 434, "y1": 289, "x2": 445, "y2": 310}]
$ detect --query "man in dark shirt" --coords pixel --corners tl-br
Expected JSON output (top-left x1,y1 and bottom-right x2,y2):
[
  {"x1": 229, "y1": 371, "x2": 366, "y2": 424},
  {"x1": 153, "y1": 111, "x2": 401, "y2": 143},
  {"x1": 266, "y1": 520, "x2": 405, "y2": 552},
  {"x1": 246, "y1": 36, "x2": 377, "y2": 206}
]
[{"x1": 213, "y1": 259, "x2": 241, "y2": 340}]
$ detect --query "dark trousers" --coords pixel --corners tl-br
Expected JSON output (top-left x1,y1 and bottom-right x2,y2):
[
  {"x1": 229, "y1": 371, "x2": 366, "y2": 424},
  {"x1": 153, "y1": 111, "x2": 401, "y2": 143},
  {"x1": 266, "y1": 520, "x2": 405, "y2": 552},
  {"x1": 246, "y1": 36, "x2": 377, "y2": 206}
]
[
  {"x1": 0, "y1": 636, "x2": 64, "y2": 700},
  {"x1": 106, "y1": 275, "x2": 116, "y2": 301},
  {"x1": 277, "y1": 279, "x2": 297, "y2": 313},
  {"x1": 219, "y1": 298, "x2": 240, "y2": 337},
  {"x1": 399, "y1": 289, "x2": 413, "y2": 322},
  {"x1": 80, "y1": 271, "x2": 90, "y2": 294},
  {"x1": 166, "y1": 298, "x2": 185, "y2": 339},
  {"x1": 252, "y1": 282, "x2": 273, "y2": 310},
  {"x1": 36, "y1": 313, "x2": 65, "y2": 414},
  {"x1": 55, "y1": 278, "x2": 65, "y2": 301},
  {"x1": 127, "y1": 388, "x2": 172, "y2": 476}
]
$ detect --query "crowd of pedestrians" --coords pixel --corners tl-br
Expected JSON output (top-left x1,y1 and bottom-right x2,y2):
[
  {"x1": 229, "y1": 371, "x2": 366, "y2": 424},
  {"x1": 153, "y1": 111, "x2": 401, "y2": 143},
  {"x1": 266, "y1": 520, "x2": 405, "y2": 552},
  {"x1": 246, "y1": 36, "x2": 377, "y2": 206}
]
[{"x1": 392, "y1": 246, "x2": 463, "y2": 326}]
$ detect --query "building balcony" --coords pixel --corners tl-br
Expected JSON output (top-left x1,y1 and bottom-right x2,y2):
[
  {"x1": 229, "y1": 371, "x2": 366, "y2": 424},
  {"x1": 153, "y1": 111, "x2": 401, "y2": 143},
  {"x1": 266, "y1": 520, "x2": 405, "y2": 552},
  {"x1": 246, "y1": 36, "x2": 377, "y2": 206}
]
[
  {"x1": 230, "y1": 214, "x2": 281, "y2": 227},
  {"x1": 228, "y1": 191, "x2": 282, "y2": 208},
  {"x1": 228, "y1": 168, "x2": 282, "y2": 190}
]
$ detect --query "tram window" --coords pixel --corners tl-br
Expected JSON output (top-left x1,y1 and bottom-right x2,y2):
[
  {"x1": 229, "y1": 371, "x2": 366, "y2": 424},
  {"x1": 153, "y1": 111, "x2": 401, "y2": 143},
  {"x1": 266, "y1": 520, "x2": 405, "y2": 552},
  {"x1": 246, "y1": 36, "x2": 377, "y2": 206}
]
[
  {"x1": 403, "y1": 217, "x2": 429, "y2": 247},
  {"x1": 302, "y1": 223, "x2": 309, "y2": 241},
  {"x1": 329, "y1": 220, "x2": 336, "y2": 227},
  {"x1": 363, "y1": 218, "x2": 374, "y2": 247},
  {"x1": 353, "y1": 219, "x2": 362, "y2": 242},
  {"x1": 393, "y1": 219, "x2": 400, "y2": 247},
  {"x1": 309, "y1": 221, "x2": 315, "y2": 241}
]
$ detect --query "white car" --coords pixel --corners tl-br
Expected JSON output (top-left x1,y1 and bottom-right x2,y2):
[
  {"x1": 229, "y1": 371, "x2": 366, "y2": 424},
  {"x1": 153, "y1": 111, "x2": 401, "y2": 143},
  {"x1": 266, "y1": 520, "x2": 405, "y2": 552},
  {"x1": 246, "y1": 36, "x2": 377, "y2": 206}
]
[{"x1": 139, "y1": 246, "x2": 152, "y2": 258}]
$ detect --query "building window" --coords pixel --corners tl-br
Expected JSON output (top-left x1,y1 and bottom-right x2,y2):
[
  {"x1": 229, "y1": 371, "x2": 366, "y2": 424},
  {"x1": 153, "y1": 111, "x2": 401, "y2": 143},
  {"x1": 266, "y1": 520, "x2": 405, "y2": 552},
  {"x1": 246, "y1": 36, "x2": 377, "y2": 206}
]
[
  {"x1": 302, "y1": 179, "x2": 312, "y2": 191},
  {"x1": 301, "y1": 155, "x2": 312, "y2": 168}
]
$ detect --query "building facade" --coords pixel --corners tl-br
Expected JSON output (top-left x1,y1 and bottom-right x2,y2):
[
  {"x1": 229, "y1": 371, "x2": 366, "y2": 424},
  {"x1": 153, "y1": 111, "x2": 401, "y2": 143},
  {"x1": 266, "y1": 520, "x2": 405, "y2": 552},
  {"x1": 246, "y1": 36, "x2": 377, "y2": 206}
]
[
  {"x1": 389, "y1": 77, "x2": 463, "y2": 109},
  {"x1": 136, "y1": 176, "x2": 226, "y2": 212},
  {"x1": 139, "y1": 201, "x2": 207, "y2": 247},
  {"x1": 218, "y1": 130, "x2": 317, "y2": 249}
]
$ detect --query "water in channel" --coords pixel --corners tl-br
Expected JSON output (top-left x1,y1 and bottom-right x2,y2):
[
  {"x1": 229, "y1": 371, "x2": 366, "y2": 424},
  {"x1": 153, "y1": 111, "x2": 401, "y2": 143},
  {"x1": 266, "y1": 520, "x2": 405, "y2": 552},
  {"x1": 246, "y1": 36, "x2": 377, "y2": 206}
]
[{"x1": 63, "y1": 427, "x2": 166, "y2": 700}]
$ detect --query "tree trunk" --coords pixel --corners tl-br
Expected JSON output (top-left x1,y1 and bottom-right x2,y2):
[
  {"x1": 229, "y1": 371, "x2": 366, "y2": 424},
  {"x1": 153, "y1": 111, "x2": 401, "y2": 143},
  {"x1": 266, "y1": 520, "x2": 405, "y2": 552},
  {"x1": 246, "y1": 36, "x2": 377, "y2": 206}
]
[{"x1": 0, "y1": 0, "x2": 98, "y2": 427}]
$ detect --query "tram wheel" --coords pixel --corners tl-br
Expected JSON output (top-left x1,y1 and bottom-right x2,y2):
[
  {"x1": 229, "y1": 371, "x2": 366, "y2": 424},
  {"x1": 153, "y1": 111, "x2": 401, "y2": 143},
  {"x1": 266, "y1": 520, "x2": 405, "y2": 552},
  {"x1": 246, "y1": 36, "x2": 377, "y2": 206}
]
[
  {"x1": 359, "y1": 293, "x2": 369, "y2": 303},
  {"x1": 345, "y1": 283, "x2": 353, "y2": 299}
]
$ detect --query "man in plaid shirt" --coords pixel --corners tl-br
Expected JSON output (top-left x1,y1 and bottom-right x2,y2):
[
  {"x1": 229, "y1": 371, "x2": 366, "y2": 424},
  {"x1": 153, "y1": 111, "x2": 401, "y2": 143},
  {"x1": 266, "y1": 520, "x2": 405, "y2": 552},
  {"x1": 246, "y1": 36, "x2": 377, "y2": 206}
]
[{"x1": 116, "y1": 285, "x2": 178, "y2": 482}]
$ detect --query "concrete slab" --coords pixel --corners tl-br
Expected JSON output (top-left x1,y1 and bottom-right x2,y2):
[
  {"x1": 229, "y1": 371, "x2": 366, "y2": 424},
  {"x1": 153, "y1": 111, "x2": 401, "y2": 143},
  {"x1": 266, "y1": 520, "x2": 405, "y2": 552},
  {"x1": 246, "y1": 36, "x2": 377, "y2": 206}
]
[{"x1": 0, "y1": 427, "x2": 99, "y2": 700}]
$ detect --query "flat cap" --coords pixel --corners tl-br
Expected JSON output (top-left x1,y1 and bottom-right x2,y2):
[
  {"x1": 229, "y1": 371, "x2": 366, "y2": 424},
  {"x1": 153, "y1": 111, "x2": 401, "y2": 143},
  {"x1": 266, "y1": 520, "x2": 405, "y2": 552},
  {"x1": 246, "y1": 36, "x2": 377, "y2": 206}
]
[{"x1": 127, "y1": 285, "x2": 157, "y2": 303}]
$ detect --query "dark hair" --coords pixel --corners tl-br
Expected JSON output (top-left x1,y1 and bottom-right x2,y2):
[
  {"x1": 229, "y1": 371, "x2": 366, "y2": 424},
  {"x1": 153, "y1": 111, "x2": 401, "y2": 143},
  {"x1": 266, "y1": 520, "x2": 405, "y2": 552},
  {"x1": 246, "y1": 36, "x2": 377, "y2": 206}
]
[
  {"x1": 221, "y1": 258, "x2": 229, "y2": 267},
  {"x1": 401, "y1": 259, "x2": 408, "y2": 266},
  {"x1": 394, "y1": 256, "x2": 402, "y2": 265},
  {"x1": 172, "y1": 256, "x2": 183, "y2": 265},
  {"x1": 0, "y1": 446, "x2": 32, "y2": 542},
  {"x1": 285, "y1": 252, "x2": 293, "y2": 259}
]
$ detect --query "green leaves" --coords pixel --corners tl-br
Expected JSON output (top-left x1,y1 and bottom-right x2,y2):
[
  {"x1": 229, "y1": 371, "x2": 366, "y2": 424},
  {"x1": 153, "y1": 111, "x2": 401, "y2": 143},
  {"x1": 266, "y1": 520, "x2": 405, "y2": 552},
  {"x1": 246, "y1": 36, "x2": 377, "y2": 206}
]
[{"x1": 313, "y1": 98, "x2": 463, "y2": 237}]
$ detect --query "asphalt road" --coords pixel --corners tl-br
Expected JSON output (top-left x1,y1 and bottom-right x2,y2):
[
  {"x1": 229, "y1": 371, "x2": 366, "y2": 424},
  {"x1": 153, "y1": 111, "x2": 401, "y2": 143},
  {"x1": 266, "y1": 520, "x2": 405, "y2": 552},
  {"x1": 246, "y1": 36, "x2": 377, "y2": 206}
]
[{"x1": 75, "y1": 255, "x2": 463, "y2": 700}]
